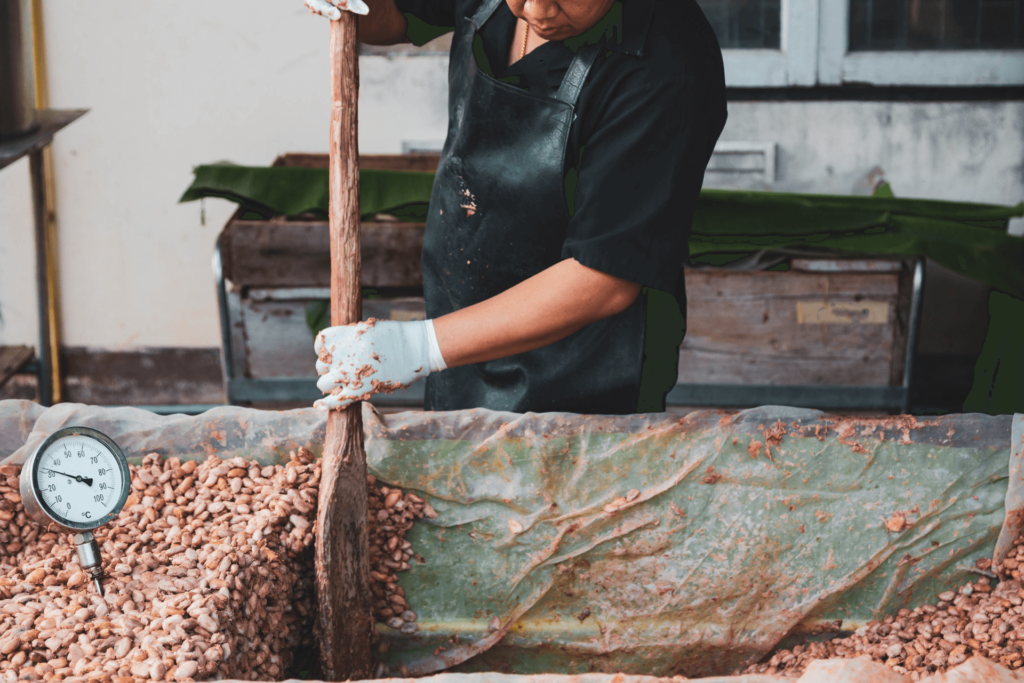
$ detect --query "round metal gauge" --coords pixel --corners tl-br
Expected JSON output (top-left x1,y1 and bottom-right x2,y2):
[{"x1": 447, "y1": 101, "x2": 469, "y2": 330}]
[{"x1": 20, "y1": 427, "x2": 131, "y2": 533}]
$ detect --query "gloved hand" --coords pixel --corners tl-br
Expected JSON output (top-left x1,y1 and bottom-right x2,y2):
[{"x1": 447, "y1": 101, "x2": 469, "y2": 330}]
[
  {"x1": 304, "y1": 0, "x2": 370, "y2": 19},
  {"x1": 314, "y1": 319, "x2": 447, "y2": 410}
]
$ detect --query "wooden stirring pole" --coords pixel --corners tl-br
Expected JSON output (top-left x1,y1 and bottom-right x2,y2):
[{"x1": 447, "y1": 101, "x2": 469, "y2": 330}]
[{"x1": 315, "y1": 12, "x2": 374, "y2": 681}]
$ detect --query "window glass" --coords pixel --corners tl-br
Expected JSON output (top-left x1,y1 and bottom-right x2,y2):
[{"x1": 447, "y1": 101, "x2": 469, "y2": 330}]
[
  {"x1": 696, "y1": 0, "x2": 782, "y2": 49},
  {"x1": 849, "y1": 0, "x2": 1024, "y2": 50}
]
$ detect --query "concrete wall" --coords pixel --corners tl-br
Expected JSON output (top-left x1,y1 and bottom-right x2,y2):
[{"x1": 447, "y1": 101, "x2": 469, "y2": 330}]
[{"x1": 0, "y1": 0, "x2": 1021, "y2": 358}]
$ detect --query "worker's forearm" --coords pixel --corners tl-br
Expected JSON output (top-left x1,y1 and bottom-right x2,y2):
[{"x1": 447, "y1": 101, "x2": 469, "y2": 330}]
[
  {"x1": 357, "y1": 0, "x2": 410, "y2": 45},
  {"x1": 432, "y1": 258, "x2": 642, "y2": 368}
]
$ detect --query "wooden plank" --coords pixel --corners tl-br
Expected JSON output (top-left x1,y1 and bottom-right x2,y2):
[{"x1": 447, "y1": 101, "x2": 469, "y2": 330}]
[
  {"x1": 274, "y1": 152, "x2": 440, "y2": 173},
  {"x1": 315, "y1": 13, "x2": 373, "y2": 681},
  {"x1": 0, "y1": 346, "x2": 34, "y2": 387},
  {"x1": 791, "y1": 258, "x2": 904, "y2": 273},
  {"x1": 242, "y1": 296, "x2": 425, "y2": 379},
  {"x1": 227, "y1": 221, "x2": 423, "y2": 289},
  {"x1": 679, "y1": 269, "x2": 901, "y2": 386},
  {"x1": 889, "y1": 264, "x2": 914, "y2": 386},
  {"x1": 59, "y1": 347, "x2": 223, "y2": 405}
]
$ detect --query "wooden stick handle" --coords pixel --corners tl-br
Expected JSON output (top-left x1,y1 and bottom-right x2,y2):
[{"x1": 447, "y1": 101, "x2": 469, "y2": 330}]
[{"x1": 315, "y1": 13, "x2": 374, "y2": 681}]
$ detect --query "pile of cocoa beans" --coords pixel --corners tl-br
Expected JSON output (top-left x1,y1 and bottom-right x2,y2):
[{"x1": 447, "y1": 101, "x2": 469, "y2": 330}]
[
  {"x1": 367, "y1": 474, "x2": 434, "y2": 640},
  {"x1": 744, "y1": 535, "x2": 1024, "y2": 681},
  {"x1": 0, "y1": 449, "x2": 321, "y2": 682},
  {"x1": 0, "y1": 449, "x2": 429, "y2": 682}
]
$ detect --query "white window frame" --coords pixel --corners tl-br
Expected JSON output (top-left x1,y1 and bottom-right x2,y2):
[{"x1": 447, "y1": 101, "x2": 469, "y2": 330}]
[
  {"x1": 719, "y1": 0, "x2": 1024, "y2": 87},
  {"x1": 817, "y1": 0, "x2": 1024, "y2": 86},
  {"x1": 720, "y1": 0, "x2": 820, "y2": 86}
]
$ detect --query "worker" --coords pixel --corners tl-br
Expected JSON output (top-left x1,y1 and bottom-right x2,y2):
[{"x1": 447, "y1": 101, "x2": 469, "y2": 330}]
[{"x1": 310, "y1": 0, "x2": 726, "y2": 414}]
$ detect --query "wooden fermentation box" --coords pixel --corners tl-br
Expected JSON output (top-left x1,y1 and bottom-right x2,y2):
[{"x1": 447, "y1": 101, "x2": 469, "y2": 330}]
[{"x1": 216, "y1": 154, "x2": 921, "y2": 412}]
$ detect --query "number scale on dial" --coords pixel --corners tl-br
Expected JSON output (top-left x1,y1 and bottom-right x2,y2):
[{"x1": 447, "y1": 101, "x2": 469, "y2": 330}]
[{"x1": 37, "y1": 437, "x2": 123, "y2": 525}]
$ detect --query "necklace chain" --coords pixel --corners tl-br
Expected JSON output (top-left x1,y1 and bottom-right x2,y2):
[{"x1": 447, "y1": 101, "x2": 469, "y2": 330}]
[{"x1": 520, "y1": 22, "x2": 529, "y2": 59}]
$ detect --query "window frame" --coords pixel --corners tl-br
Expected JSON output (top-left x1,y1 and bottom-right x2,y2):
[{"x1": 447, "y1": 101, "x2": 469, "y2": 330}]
[
  {"x1": 817, "y1": 0, "x2": 1024, "y2": 86},
  {"x1": 718, "y1": 0, "x2": 820, "y2": 86},
  {"x1": 717, "y1": 0, "x2": 1024, "y2": 87}
]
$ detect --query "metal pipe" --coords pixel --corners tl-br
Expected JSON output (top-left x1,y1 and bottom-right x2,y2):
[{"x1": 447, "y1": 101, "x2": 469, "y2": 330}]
[
  {"x1": 29, "y1": 0, "x2": 62, "y2": 404},
  {"x1": 900, "y1": 258, "x2": 926, "y2": 414},
  {"x1": 0, "y1": 0, "x2": 37, "y2": 138},
  {"x1": 29, "y1": 148, "x2": 52, "y2": 405},
  {"x1": 213, "y1": 242, "x2": 235, "y2": 392}
]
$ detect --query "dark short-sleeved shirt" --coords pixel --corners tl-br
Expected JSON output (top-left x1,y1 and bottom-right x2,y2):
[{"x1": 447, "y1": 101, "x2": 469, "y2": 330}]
[{"x1": 396, "y1": 0, "x2": 727, "y2": 410}]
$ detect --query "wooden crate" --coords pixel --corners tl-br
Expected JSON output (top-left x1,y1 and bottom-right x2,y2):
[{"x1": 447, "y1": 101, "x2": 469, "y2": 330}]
[
  {"x1": 218, "y1": 155, "x2": 433, "y2": 405},
  {"x1": 680, "y1": 260, "x2": 913, "y2": 387},
  {"x1": 217, "y1": 154, "x2": 915, "y2": 409}
]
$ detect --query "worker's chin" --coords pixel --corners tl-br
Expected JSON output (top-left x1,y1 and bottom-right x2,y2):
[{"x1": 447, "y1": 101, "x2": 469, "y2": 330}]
[{"x1": 533, "y1": 24, "x2": 573, "y2": 40}]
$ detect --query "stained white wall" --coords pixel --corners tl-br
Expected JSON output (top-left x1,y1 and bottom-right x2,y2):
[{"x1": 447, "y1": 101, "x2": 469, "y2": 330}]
[
  {"x1": 716, "y1": 101, "x2": 1024, "y2": 211},
  {"x1": 0, "y1": 0, "x2": 1021, "y2": 354},
  {"x1": 0, "y1": 1, "x2": 449, "y2": 351}
]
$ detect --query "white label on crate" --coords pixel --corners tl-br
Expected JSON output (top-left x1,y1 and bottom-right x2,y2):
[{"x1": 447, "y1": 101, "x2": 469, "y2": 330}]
[{"x1": 796, "y1": 301, "x2": 890, "y2": 324}]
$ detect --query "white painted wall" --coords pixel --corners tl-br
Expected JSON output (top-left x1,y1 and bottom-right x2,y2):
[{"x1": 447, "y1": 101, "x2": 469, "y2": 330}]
[
  {"x1": 715, "y1": 101, "x2": 1024, "y2": 211},
  {"x1": 0, "y1": 1, "x2": 450, "y2": 352},
  {"x1": 0, "y1": 0, "x2": 1021, "y2": 355}
]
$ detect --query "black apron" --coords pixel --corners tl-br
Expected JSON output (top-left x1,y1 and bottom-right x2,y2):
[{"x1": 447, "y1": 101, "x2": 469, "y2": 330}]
[{"x1": 422, "y1": 0, "x2": 649, "y2": 415}]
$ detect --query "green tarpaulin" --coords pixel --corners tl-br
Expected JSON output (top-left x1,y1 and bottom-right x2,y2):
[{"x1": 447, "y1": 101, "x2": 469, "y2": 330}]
[{"x1": 3, "y1": 401, "x2": 1019, "y2": 677}]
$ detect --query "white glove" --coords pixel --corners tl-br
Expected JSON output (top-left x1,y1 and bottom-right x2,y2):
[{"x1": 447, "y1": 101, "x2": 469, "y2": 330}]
[
  {"x1": 305, "y1": 0, "x2": 370, "y2": 19},
  {"x1": 314, "y1": 319, "x2": 447, "y2": 410}
]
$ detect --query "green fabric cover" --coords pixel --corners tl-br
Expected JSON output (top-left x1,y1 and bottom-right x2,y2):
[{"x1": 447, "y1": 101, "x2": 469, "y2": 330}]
[
  {"x1": 964, "y1": 291, "x2": 1024, "y2": 415},
  {"x1": 636, "y1": 287, "x2": 685, "y2": 412}
]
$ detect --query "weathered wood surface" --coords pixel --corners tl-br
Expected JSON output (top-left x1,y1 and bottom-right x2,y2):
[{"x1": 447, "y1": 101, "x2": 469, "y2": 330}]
[
  {"x1": 226, "y1": 221, "x2": 423, "y2": 288},
  {"x1": 223, "y1": 202, "x2": 913, "y2": 392},
  {"x1": 679, "y1": 268, "x2": 904, "y2": 386},
  {"x1": 241, "y1": 296, "x2": 425, "y2": 378},
  {"x1": 315, "y1": 14, "x2": 373, "y2": 682},
  {"x1": 0, "y1": 346, "x2": 33, "y2": 388}
]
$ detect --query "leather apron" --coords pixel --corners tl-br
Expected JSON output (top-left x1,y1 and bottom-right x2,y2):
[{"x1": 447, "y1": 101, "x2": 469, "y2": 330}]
[{"x1": 423, "y1": 0, "x2": 648, "y2": 414}]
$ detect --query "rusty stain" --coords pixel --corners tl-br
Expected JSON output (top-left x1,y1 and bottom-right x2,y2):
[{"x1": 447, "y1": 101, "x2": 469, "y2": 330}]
[
  {"x1": 762, "y1": 420, "x2": 787, "y2": 460},
  {"x1": 884, "y1": 512, "x2": 909, "y2": 533},
  {"x1": 897, "y1": 553, "x2": 922, "y2": 567},
  {"x1": 701, "y1": 466, "x2": 723, "y2": 485}
]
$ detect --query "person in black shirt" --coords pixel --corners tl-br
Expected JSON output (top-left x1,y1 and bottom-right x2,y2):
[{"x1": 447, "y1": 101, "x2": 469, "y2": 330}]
[{"x1": 309, "y1": 0, "x2": 726, "y2": 414}]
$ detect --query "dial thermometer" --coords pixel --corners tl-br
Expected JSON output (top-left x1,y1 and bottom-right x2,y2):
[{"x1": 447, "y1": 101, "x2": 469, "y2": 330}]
[{"x1": 20, "y1": 427, "x2": 131, "y2": 594}]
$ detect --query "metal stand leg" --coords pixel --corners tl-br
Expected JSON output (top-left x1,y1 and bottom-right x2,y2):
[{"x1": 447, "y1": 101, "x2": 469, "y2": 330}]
[
  {"x1": 29, "y1": 149, "x2": 54, "y2": 406},
  {"x1": 900, "y1": 258, "x2": 926, "y2": 415},
  {"x1": 213, "y1": 243, "x2": 234, "y2": 403}
]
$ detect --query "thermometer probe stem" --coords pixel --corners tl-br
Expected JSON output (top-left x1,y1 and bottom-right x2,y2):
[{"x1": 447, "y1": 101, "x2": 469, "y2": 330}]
[{"x1": 73, "y1": 532, "x2": 105, "y2": 596}]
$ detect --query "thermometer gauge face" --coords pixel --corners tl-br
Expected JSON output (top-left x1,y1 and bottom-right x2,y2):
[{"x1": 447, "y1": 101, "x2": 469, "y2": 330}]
[{"x1": 21, "y1": 427, "x2": 131, "y2": 532}]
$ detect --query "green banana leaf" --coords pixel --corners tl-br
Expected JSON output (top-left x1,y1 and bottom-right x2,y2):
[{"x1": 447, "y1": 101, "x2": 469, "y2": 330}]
[
  {"x1": 179, "y1": 164, "x2": 435, "y2": 221},
  {"x1": 180, "y1": 164, "x2": 1024, "y2": 298}
]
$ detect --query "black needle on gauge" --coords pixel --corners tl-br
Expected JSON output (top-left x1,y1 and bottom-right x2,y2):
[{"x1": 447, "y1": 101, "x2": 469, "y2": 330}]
[{"x1": 42, "y1": 469, "x2": 93, "y2": 486}]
